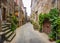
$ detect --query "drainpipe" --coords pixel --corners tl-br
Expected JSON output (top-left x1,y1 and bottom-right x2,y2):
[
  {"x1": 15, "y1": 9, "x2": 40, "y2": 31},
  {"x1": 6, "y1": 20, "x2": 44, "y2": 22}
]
[
  {"x1": 0, "y1": 7, "x2": 2, "y2": 32},
  {"x1": 18, "y1": 8, "x2": 20, "y2": 26},
  {"x1": 18, "y1": 0, "x2": 21, "y2": 26},
  {"x1": 0, "y1": 0, "x2": 4, "y2": 43},
  {"x1": 12, "y1": 0, "x2": 14, "y2": 16},
  {"x1": 56, "y1": 0, "x2": 58, "y2": 9},
  {"x1": 7, "y1": 0, "x2": 10, "y2": 16},
  {"x1": 0, "y1": 0, "x2": 2, "y2": 32}
]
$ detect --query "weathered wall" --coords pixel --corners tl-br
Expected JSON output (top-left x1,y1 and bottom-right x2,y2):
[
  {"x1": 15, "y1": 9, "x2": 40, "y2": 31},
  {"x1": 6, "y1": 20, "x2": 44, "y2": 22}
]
[{"x1": 31, "y1": 0, "x2": 60, "y2": 23}]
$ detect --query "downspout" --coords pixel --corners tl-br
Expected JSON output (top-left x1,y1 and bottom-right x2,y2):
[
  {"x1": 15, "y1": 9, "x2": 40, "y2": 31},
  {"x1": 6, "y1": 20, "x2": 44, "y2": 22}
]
[
  {"x1": 0, "y1": 0, "x2": 3, "y2": 43},
  {"x1": 18, "y1": 0, "x2": 21, "y2": 26},
  {"x1": 0, "y1": 0, "x2": 2, "y2": 32},
  {"x1": 56, "y1": 0, "x2": 58, "y2": 9}
]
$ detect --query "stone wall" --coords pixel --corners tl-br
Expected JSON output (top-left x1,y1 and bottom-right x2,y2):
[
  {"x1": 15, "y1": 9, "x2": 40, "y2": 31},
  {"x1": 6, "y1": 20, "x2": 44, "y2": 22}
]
[
  {"x1": 31, "y1": 0, "x2": 60, "y2": 34},
  {"x1": 18, "y1": 0, "x2": 25, "y2": 26},
  {"x1": 31, "y1": 0, "x2": 60, "y2": 23},
  {"x1": 57, "y1": 0, "x2": 60, "y2": 9}
]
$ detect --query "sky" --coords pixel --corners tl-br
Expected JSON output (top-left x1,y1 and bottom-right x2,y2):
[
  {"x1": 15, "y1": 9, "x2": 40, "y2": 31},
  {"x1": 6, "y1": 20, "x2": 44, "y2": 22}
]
[
  {"x1": 22, "y1": 0, "x2": 31, "y2": 16},
  {"x1": 14, "y1": 0, "x2": 31, "y2": 16}
]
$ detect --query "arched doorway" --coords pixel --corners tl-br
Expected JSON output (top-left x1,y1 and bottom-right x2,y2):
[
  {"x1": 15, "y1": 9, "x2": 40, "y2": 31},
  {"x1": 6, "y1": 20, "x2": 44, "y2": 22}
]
[{"x1": 42, "y1": 18, "x2": 51, "y2": 34}]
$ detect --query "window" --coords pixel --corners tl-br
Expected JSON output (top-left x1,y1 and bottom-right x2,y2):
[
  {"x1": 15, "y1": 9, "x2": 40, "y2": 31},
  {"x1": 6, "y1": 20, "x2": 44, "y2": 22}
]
[
  {"x1": 35, "y1": 11, "x2": 38, "y2": 14},
  {"x1": 52, "y1": 0, "x2": 56, "y2": 4}
]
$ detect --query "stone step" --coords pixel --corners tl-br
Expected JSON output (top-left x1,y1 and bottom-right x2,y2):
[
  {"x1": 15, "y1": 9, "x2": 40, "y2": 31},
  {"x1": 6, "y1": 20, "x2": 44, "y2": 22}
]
[
  {"x1": 1, "y1": 21, "x2": 16, "y2": 42},
  {"x1": 2, "y1": 23, "x2": 6, "y2": 26},
  {"x1": 2, "y1": 22, "x2": 11, "y2": 26},
  {"x1": 5, "y1": 23, "x2": 11, "y2": 25},
  {"x1": 6, "y1": 18, "x2": 10, "y2": 20},
  {"x1": 2, "y1": 25, "x2": 7, "y2": 28},
  {"x1": 4, "y1": 29, "x2": 11, "y2": 35},
  {"x1": 6, "y1": 32, "x2": 16, "y2": 42},
  {"x1": 3, "y1": 41, "x2": 7, "y2": 43},
  {"x1": 2, "y1": 27, "x2": 9, "y2": 31},
  {"x1": 6, "y1": 16, "x2": 11, "y2": 18},
  {"x1": 5, "y1": 31, "x2": 13, "y2": 38},
  {"x1": 6, "y1": 18, "x2": 11, "y2": 20},
  {"x1": 0, "y1": 32, "x2": 4, "y2": 35}
]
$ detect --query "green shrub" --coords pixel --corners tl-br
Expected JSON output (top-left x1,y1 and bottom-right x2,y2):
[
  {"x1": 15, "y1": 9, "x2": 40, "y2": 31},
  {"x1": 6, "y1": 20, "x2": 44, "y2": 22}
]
[
  {"x1": 11, "y1": 23, "x2": 16, "y2": 31},
  {"x1": 30, "y1": 20, "x2": 33, "y2": 23},
  {"x1": 56, "y1": 18, "x2": 60, "y2": 39},
  {"x1": 39, "y1": 8, "x2": 59, "y2": 40},
  {"x1": 56, "y1": 40, "x2": 60, "y2": 43},
  {"x1": 11, "y1": 15, "x2": 18, "y2": 31},
  {"x1": 12, "y1": 16, "x2": 18, "y2": 24},
  {"x1": 49, "y1": 31, "x2": 56, "y2": 40},
  {"x1": 30, "y1": 20, "x2": 40, "y2": 30},
  {"x1": 33, "y1": 22, "x2": 40, "y2": 30}
]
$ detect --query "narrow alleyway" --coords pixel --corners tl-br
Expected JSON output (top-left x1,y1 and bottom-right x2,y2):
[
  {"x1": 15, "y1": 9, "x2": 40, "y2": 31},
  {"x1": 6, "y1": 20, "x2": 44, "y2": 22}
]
[{"x1": 11, "y1": 22, "x2": 55, "y2": 43}]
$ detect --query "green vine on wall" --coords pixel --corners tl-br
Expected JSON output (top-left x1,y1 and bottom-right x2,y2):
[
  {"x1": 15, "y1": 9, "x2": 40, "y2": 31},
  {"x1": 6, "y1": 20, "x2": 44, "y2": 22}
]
[
  {"x1": 39, "y1": 13, "x2": 50, "y2": 31},
  {"x1": 39, "y1": 8, "x2": 59, "y2": 40}
]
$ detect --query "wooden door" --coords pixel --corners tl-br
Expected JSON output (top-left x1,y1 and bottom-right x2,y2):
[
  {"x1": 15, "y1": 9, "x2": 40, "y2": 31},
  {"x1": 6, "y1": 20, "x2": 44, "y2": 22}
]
[
  {"x1": 42, "y1": 19, "x2": 51, "y2": 34},
  {"x1": 2, "y1": 8, "x2": 6, "y2": 21}
]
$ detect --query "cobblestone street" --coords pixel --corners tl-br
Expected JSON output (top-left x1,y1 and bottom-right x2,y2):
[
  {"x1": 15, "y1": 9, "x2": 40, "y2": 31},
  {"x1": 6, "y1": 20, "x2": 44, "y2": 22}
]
[{"x1": 11, "y1": 22, "x2": 55, "y2": 43}]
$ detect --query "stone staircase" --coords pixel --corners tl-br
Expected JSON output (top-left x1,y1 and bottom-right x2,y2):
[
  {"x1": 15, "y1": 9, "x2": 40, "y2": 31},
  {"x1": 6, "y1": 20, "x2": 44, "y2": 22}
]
[{"x1": 1, "y1": 21, "x2": 16, "y2": 42}]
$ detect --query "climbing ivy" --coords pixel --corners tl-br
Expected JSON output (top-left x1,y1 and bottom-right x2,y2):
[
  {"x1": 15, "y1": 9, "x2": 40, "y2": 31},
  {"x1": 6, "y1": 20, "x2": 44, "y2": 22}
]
[
  {"x1": 56, "y1": 17, "x2": 60, "y2": 39},
  {"x1": 49, "y1": 8, "x2": 59, "y2": 40},
  {"x1": 39, "y1": 8, "x2": 59, "y2": 40},
  {"x1": 39, "y1": 13, "x2": 50, "y2": 31}
]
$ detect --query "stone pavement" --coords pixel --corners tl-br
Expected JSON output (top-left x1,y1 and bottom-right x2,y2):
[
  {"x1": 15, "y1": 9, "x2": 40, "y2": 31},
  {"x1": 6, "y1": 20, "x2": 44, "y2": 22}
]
[{"x1": 11, "y1": 22, "x2": 56, "y2": 43}]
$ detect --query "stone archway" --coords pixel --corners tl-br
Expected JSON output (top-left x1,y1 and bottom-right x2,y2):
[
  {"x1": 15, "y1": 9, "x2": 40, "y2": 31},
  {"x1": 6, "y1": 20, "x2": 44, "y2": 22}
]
[{"x1": 42, "y1": 18, "x2": 51, "y2": 34}]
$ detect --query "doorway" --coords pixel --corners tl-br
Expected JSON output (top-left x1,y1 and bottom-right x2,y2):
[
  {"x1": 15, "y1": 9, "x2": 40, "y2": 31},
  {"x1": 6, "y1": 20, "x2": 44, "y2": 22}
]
[
  {"x1": 2, "y1": 7, "x2": 6, "y2": 21},
  {"x1": 42, "y1": 18, "x2": 51, "y2": 34}
]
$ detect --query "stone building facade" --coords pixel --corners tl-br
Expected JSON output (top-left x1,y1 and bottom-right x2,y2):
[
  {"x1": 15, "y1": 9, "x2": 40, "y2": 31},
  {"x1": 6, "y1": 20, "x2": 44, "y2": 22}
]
[
  {"x1": 0, "y1": 0, "x2": 16, "y2": 42},
  {"x1": 0, "y1": 0, "x2": 15, "y2": 21},
  {"x1": 31, "y1": 0, "x2": 60, "y2": 34},
  {"x1": 15, "y1": 0, "x2": 26, "y2": 26},
  {"x1": 31, "y1": 0, "x2": 60, "y2": 23},
  {"x1": 0, "y1": 0, "x2": 15, "y2": 31},
  {"x1": 23, "y1": 7, "x2": 27, "y2": 23},
  {"x1": 14, "y1": 0, "x2": 27, "y2": 26}
]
